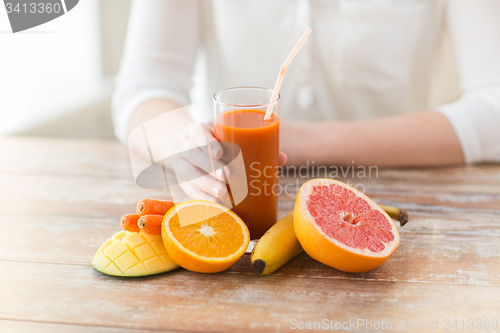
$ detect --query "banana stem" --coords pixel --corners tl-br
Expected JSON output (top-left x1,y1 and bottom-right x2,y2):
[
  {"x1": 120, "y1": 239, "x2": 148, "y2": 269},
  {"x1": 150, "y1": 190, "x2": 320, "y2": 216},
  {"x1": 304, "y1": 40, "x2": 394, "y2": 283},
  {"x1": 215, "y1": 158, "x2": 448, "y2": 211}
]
[{"x1": 378, "y1": 204, "x2": 409, "y2": 226}]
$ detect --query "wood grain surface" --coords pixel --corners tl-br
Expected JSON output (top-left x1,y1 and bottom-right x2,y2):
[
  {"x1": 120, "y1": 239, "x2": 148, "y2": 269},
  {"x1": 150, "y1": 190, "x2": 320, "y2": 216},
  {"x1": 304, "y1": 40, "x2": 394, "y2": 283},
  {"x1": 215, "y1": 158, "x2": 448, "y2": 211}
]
[{"x1": 0, "y1": 137, "x2": 499, "y2": 333}]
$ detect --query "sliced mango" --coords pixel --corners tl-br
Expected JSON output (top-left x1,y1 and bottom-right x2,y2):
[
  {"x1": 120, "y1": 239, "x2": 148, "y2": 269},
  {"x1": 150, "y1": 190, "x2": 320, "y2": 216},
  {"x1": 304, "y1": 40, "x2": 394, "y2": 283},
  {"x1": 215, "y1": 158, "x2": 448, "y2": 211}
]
[{"x1": 92, "y1": 230, "x2": 179, "y2": 277}]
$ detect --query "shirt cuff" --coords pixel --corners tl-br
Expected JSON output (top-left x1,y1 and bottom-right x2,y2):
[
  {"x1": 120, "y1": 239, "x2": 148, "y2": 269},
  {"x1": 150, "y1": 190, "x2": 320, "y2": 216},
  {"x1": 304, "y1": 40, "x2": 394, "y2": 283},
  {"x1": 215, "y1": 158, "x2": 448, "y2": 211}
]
[{"x1": 437, "y1": 96, "x2": 484, "y2": 164}]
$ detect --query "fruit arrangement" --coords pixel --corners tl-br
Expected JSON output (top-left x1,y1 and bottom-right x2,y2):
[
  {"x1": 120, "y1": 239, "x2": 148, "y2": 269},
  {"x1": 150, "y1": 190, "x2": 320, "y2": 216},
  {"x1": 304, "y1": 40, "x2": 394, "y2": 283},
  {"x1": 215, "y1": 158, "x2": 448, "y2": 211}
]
[
  {"x1": 92, "y1": 199, "x2": 249, "y2": 276},
  {"x1": 92, "y1": 180, "x2": 406, "y2": 277},
  {"x1": 92, "y1": 199, "x2": 180, "y2": 276}
]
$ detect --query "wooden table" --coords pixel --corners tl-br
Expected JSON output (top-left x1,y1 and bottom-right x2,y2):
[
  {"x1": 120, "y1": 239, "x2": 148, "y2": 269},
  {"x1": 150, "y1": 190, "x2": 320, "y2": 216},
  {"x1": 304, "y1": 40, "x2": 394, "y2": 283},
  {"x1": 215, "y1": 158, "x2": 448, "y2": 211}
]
[{"x1": 1, "y1": 137, "x2": 499, "y2": 333}]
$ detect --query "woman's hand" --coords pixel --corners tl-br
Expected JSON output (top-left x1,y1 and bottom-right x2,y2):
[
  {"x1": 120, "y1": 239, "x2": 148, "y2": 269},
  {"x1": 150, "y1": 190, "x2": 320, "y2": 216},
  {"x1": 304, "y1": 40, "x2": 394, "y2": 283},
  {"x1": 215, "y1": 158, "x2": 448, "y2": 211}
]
[
  {"x1": 173, "y1": 121, "x2": 287, "y2": 203},
  {"x1": 172, "y1": 122, "x2": 229, "y2": 202}
]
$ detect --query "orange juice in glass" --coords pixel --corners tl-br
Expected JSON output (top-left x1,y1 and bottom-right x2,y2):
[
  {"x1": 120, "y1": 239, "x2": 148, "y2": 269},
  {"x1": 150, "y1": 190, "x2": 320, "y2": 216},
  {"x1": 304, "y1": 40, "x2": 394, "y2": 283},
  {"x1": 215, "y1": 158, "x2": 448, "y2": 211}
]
[{"x1": 213, "y1": 87, "x2": 280, "y2": 239}]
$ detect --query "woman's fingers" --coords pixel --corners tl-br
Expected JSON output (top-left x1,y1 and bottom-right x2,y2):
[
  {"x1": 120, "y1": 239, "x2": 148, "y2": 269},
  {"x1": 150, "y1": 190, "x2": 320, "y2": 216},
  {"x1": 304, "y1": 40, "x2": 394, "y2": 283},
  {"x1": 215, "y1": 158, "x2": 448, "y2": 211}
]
[
  {"x1": 186, "y1": 122, "x2": 224, "y2": 159},
  {"x1": 180, "y1": 122, "x2": 230, "y2": 179},
  {"x1": 181, "y1": 147, "x2": 230, "y2": 181},
  {"x1": 179, "y1": 182, "x2": 219, "y2": 203},
  {"x1": 278, "y1": 151, "x2": 288, "y2": 166},
  {"x1": 173, "y1": 158, "x2": 228, "y2": 199},
  {"x1": 171, "y1": 121, "x2": 233, "y2": 201}
]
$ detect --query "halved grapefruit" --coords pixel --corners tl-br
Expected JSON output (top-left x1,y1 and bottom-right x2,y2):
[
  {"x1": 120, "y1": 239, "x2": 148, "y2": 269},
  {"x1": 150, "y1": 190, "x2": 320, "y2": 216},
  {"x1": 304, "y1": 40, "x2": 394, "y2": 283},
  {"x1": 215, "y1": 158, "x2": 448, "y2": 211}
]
[{"x1": 294, "y1": 179, "x2": 400, "y2": 273}]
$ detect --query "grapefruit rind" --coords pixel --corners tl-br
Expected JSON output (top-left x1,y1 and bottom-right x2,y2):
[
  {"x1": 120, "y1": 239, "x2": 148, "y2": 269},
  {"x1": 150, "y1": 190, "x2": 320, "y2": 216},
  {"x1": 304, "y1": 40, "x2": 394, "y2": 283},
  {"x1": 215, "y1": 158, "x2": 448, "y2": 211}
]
[
  {"x1": 294, "y1": 179, "x2": 400, "y2": 273},
  {"x1": 161, "y1": 200, "x2": 250, "y2": 273}
]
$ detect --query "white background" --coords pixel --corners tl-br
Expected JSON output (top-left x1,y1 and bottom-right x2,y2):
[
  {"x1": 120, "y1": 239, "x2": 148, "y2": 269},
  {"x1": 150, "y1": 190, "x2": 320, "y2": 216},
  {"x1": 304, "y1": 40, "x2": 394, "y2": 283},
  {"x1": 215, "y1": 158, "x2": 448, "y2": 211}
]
[{"x1": 0, "y1": 0, "x2": 105, "y2": 135}]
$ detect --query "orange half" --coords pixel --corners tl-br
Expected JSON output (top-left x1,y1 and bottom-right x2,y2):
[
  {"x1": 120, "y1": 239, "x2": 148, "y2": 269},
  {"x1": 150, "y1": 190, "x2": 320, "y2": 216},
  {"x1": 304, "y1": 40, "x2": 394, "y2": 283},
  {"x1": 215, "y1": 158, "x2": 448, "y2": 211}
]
[{"x1": 161, "y1": 200, "x2": 250, "y2": 273}]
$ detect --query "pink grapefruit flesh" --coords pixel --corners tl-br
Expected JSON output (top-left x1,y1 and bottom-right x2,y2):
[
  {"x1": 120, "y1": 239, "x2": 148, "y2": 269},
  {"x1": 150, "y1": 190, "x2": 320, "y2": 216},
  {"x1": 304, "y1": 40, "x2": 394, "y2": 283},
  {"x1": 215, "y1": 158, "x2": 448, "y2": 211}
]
[{"x1": 294, "y1": 179, "x2": 400, "y2": 272}]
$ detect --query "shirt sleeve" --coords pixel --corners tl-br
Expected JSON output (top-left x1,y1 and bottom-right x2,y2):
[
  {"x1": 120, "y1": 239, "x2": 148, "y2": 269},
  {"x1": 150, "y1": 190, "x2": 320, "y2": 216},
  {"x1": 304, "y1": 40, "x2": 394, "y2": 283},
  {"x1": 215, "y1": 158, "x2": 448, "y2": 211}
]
[
  {"x1": 111, "y1": 0, "x2": 200, "y2": 144},
  {"x1": 438, "y1": 0, "x2": 500, "y2": 163}
]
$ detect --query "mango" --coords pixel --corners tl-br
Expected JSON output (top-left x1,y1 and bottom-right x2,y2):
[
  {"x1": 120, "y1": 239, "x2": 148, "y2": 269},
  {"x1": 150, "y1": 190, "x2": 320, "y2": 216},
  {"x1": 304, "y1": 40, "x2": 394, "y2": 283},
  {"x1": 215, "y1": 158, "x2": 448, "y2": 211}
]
[{"x1": 92, "y1": 230, "x2": 179, "y2": 276}]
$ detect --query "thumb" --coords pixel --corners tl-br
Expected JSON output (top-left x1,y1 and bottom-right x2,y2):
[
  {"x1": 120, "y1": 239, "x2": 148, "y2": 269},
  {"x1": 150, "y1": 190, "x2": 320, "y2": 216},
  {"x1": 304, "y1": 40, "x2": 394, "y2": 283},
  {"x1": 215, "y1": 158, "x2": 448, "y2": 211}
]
[{"x1": 278, "y1": 152, "x2": 288, "y2": 166}]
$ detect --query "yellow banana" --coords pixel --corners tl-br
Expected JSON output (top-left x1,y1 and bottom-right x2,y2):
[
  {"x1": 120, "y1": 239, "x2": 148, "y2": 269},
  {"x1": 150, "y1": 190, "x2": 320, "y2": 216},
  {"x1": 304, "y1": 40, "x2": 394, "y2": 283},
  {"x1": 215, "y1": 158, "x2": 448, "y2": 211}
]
[
  {"x1": 250, "y1": 212, "x2": 304, "y2": 275},
  {"x1": 378, "y1": 204, "x2": 409, "y2": 226}
]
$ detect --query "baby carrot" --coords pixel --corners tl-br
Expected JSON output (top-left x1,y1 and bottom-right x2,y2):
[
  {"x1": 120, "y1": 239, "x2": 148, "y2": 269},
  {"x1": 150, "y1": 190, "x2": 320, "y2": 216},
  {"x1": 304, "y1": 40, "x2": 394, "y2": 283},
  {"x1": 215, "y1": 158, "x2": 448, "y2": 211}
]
[
  {"x1": 120, "y1": 214, "x2": 141, "y2": 233},
  {"x1": 138, "y1": 215, "x2": 163, "y2": 235},
  {"x1": 137, "y1": 199, "x2": 175, "y2": 216}
]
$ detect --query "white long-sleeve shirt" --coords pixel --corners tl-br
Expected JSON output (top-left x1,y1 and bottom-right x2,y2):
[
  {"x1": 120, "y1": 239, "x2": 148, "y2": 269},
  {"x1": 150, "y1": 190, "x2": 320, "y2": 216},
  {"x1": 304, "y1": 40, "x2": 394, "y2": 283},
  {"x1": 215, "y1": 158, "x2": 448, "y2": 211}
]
[{"x1": 113, "y1": 0, "x2": 500, "y2": 164}]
